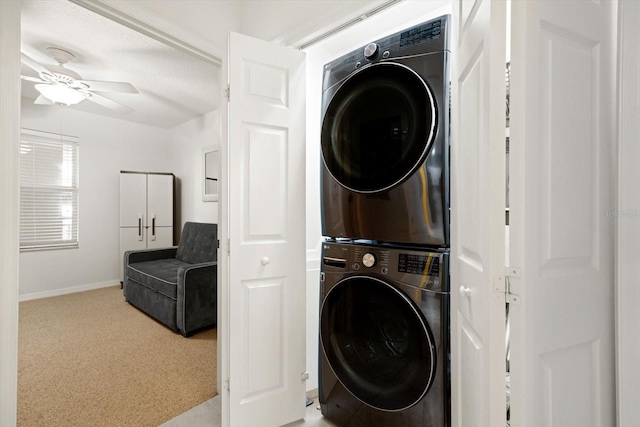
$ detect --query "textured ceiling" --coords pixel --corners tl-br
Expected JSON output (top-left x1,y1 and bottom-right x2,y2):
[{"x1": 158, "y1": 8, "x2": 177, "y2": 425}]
[{"x1": 20, "y1": 0, "x2": 219, "y2": 129}]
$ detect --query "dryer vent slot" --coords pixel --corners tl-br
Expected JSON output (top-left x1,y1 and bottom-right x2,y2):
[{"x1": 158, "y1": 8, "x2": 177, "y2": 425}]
[{"x1": 323, "y1": 257, "x2": 347, "y2": 268}]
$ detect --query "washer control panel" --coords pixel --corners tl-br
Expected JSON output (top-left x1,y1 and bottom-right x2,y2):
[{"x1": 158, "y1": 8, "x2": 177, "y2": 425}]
[
  {"x1": 354, "y1": 246, "x2": 389, "y2": 273},
  {"x1": 362, "y1": 253, "x2": 376, "y2": 267},
  {"x1": 321, "y1": 240, "x2": 449, "y2": 292},
  {"x1": 398, "y1": 253, "x2": 440, "y2": 277}
]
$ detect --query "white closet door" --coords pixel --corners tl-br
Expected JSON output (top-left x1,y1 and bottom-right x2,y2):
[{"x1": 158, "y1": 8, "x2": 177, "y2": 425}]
[
  {"x1": 120, "y1": 227, "x2": 146, "y2": 280},
  {"x1": 225, "y1": 31, "x2": 306, "y2": 427},
  {"x1": 508, "y1": 1, "x2": 617, "y2": 426},
  {"x1": 147, "y1": 174, "x2": 173, "y2": 228},
  {"x1": 148, "y1": 227, "x2": 173, "y2": 249},
  {"x1": 120, "y1": 227, "x2": 146, "y2": 251},
  {"x1": 450, "y1": 0, "x2": 507, "y2": 425},
  {"x1": 119, "y1": 172, "x2": 146, "y2": 228}
]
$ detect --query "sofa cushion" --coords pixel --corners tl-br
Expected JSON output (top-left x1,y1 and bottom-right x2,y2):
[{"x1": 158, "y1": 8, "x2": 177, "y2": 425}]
[
  {"x1": 127, "y1": 258, "x2": 191, "y2": 299},
  {"x1": 176, "y1": 222, "x2": 217, "y2": 264}
]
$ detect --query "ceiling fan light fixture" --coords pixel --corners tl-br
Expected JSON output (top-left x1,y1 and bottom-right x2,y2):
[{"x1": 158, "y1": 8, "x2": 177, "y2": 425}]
[{"x1": 35, "y1": 84, "x2": 86, "y2": 106}]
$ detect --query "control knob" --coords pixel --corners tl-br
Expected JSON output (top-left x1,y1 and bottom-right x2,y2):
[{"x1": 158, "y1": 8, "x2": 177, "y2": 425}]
[
  {"x1": 362, "y1": 253, "x2": 376, "y2": 268},
  {"x1": 363, "y1": 43, "x2": 379, "y2": 60}
]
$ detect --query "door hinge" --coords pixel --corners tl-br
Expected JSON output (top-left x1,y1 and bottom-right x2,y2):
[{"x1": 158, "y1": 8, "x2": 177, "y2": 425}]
[
  {"x1": 225, "y1": 84, "x2": 230, "y2": 101},
  {"x1": 505, "y1": 266, "x2": 521, "y2": 278},
  {"x1": 503, "y1": 266, "x2": 521, "y2": 305},
  {"x1": 224, "y1": 377, "x2": 230, "y2": 391},
  {"x1": 227, "y1": 238, "x2": 230, "y2": 255}
]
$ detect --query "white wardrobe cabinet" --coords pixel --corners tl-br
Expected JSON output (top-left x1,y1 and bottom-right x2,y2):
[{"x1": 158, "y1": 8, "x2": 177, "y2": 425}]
[{"x1": 119, "y1": 171, "x2": 174, "y2": 280}]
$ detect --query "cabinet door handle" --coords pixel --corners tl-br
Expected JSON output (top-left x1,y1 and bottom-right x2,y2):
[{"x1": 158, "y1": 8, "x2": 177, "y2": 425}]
[
  {"x1": 138, "y1": 214, "x2": 143, "y2": 241},
  {"x1": 151, "y1": 215, "x2": 156, "y2": 241}
]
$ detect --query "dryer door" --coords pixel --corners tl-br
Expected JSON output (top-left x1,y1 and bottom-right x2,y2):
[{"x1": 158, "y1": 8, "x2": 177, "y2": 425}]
[
  {"x1": 320, "y1": 275, "x2": 436, "y2": 411},
  {"x1": 321, "y1": 62, "x2": 436, "y2": 193}
]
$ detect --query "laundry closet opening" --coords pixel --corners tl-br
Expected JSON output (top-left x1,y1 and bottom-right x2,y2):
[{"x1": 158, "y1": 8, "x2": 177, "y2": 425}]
[
  {"x1": 304, "y1": 1, "x2": 515, "y2": 426},
  {"x1": 305, "y1": 2, "x2": 454, "y2": 427}
]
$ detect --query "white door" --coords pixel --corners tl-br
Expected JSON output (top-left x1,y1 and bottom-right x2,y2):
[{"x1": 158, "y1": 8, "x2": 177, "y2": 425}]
[
  {"x1": 147, "y1": 173, "x2": 174, "y2": 245},
  {"x1": 120, "y1": 172, "x2": 147, "y2": 279},
  {"x1": 147, "y1": 173, "x2": 173, "y2": 227},
  {"x1": 120, "y1": 227, "x2": 146, "y2": 250},
  {"x1": 119, "y1": 172, "x2": 146, "y2": 228},
  {"x1": 147, "y1": 227, "x2": 173, "y2": 249},
  {"x1": 225, "y1": 32, "x2": 307, "y2": 427},
  {"x1": 450, "y1": 0, "x2": 507, "y2": 426},
  {"x1": 508, "y1": 1, "x2": 617, "y2": 425}
]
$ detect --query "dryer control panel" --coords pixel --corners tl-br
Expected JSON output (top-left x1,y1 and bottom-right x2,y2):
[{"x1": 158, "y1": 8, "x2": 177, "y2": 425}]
[
  {"x1": 399, "y1": 19, "x2": 443, "y2": 48},
  {"x1": 321, "y1": 14, "x2": 450, "y2": 92}
]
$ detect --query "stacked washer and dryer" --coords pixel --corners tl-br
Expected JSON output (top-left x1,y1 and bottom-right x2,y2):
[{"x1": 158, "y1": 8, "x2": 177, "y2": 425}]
[{"x1": 318, "y1": 15, "x2": 451, "y2": 426}]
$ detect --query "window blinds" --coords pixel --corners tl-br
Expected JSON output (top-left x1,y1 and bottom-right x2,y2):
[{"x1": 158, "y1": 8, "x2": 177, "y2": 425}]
[{"x1": 20, "y1": 129, "x2": 79, "y2": 250}]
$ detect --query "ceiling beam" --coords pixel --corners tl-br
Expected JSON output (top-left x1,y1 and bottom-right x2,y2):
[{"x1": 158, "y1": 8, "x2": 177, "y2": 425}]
[{"x1": 68, "y1": 0, "x2": 222, "y2": 66}]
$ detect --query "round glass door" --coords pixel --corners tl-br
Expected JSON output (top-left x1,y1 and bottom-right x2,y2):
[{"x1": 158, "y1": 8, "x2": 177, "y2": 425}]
[
  {"x1": 320, "y1": 276, "x2": 436, "y2": 411},
  {"x1": 321, "y1": 62, "x2": 436, "y2": 193}
]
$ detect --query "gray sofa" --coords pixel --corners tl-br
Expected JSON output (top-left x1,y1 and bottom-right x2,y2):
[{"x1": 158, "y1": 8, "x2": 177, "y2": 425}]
[{"x1": 123, "y1": 222, "x2": 217, "y2": 337}]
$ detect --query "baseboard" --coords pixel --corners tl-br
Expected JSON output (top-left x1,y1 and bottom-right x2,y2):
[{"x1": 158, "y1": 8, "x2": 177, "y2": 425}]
[{"x1": 19, "y1": 280, "x2": 120, "y2": 302}]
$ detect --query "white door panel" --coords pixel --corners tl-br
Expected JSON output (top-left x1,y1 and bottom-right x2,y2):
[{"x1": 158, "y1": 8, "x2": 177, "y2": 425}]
[
  {"x1": 509, "y1": 1, "x2": 616, "y2": 426},
  {"x1": 226, "y1": 32, "x2": 306, "y2": 427},
  {"x1": 147, "y1": 174, "x2": 173, "y2": 227},
  {"x1": 120, "y1": 226, "x2": 146, "y2": 252},
  {"x1": 119, "y1": 173, "x2": 146, "y2": 227},
  {"x1": 451, "y1": 0, "x2": 507, "y2": 426},
  {"x1": 147, "y1": 226, "x2": 173, "y2": 249},
  {"x1": 119, "y1": 227, "x2": 146, "y2": 279}
]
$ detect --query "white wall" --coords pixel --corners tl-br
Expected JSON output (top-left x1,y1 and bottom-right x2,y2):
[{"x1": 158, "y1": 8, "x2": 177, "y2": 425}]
[
  {"x1": 167, "y1": 109, "x2": 220, "y2": 237},
  {"x1": 302, "y1": 0, "x2": 451, "y2": 392},
  {"x1": 19, "y1": 100, "x2": 171, "y2": 299}
]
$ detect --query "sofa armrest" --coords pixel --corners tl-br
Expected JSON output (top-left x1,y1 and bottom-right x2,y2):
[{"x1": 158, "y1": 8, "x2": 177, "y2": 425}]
[
  {"x1": 176, "y1": 262, "x2": 217, "y2": 336},
  {"x1": 124, "y1": 247, "x2": 178, "y2": 266}
]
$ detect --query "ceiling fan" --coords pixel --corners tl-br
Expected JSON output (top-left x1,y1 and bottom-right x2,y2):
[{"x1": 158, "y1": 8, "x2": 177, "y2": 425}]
[{"x1": 20, "y1": 47, "x2": 138, "y2": 114}]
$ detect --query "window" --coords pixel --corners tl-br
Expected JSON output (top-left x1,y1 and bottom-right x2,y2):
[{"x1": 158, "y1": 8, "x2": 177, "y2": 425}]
[{"x1": 20, "y1": 129, "x2": 79, "y2": 251}]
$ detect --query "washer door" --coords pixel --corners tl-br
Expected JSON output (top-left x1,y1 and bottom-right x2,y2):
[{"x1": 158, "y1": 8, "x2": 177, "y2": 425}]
[
  {"x1": 321, "y1": 62, "x2": 437, "y2": 193},
  {"x1": 320, "y1": 276, "x2": 436, "y2": 411}
]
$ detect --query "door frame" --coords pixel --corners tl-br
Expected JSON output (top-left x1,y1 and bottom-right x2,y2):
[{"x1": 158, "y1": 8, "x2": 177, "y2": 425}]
[
  {"x1": 616, "y1": 0, "x2": 640, "y2": 425},
  {"x1": 0, "y1": 2, "x2": 224, "y2": 426},
  {"x1": 0, "y1": 2, "x2": 21, "y2": 425}
]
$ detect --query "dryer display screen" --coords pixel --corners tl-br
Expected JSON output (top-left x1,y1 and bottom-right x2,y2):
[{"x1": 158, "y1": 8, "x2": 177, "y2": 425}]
[
  {"x1": 399, "y1": 20, "x2": 442, "y2": 47},
  {"x1": 398, "y1": 254, "x2": 440, "y2": 276}
]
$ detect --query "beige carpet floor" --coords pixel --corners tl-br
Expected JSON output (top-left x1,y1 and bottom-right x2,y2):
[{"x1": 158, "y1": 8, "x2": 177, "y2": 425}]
[{"x1": 18, "y1": 286, "x2": 217, "y2": 427}]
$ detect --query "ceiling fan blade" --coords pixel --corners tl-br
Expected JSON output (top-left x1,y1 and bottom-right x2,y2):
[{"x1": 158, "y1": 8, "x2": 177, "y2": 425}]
[
  {"x1": 75, "y1": 80, "x2": 138, "y2": 94},
  {"x1": 34, "y1": 95, "x2": 54, "y2": 105},
  {"x1": 21, "y1": 53, "x2": 53, "y2": 76},
  {"x1": 85, "y1": 92, "x2": 134, "y2": 114},
  {"x1": 21, "y1": 76, "x2": 46, "y2": 83}
]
